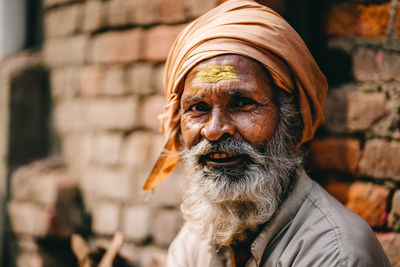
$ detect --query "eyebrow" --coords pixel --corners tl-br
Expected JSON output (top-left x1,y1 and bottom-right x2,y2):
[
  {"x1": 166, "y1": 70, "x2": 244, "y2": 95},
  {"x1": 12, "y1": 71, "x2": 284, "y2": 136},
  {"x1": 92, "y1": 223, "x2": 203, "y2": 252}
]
[{"x1": 182, "y1": 89, "x2": 253, "y2": 104}]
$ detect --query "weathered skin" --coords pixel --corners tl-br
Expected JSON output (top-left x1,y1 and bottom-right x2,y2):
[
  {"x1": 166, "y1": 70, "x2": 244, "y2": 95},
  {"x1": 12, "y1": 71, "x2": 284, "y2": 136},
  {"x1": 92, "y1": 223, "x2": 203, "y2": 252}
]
[{"x1": 180, "y1": 55, "x2": 279, "y2": 153}]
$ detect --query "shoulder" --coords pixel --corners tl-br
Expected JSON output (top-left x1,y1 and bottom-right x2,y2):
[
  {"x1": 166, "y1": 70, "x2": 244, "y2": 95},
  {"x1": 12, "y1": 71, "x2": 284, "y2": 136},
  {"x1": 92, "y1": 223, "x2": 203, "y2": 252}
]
[{"x1": 296, "y1": 179, "x2": 390, "y2": 266}]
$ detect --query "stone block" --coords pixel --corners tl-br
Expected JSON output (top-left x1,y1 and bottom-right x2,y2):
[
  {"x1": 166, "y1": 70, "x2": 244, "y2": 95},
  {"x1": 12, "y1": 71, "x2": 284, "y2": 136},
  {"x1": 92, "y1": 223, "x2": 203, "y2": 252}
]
[
  {"x1": 310, "y1": 138, "x2": 361, "y2": 174},
  {"x1": 324, "y1": 3, "x2": 390, "y2": 38},
  {"x1": 50, "y1": 67, "x2": 80, "y2": 101},
  {"x1": 91, "y1": 132, "x2": 123, "y2": 166},
  {"x1": 152, "y1": 209, "x2": 183, "y2": 247},
  {"x1": 376, "y1": 232, "x2": 400, "y2": 267},
  {"x1": 44, "y1": 35, "x2": 88, "y2": 66},
  {"x1": 92, "y1": 202, "x2": 120, "y2": 235},
  {"x1": 82, "y1": 166, "x2": 133, "y2": 202},
  {"x1": 79, "y1": 65, "x2": 104, "y2": 97},
  {"x1": 130, "y1": 0, "x2": 161, "y2": 26},
  {"x1": 54, "y1": 99, "x2": 88, "y2": 133},
  {"x1": 7, "y1": 202, "x2": 52, "y2": 237},
  {"x1": 90, "y1": 29, "x2": 141, "y2": 64},
  {"x1": 359, "y1": 139, "x2": 400, "y2": 180},
  {"x1": 121, "y1": 131, "x2": 154, "y2": 167},
  {"x1": 353, "y1": 48, "x2": 400, "y2": 82},
  {"x1": 185, "y1": 0, "x2": 218, "y2": 19},
  {"x1": 44, "y1": 0, "x2": 83, "y2": 7},
  {"x1": 159, "y1": 0, "x2": 186, "y2": 24},
  {"x1": 102, "y1": 66, "x2": 126, "y2": 95},
  {"x1": 389, "y1": 190, "x2": 400, "y2": 231},
  {"x1": 44, "y1": 4, "x2": 83, "y2": 38},
  {"x1": 153, "y1": 64, "x2": 165, "y2": 94},
  {"x1": 86, "y1": 97, "x2": 138, "y2": 130},
  {"x1": 142, "y1": 25, "x2": 186, "y2": 62},
  {"x1": 82, "y1": 1, "x2": 105, "y2": 32},
  {"x1": 122, "y1": 205, "x2": 151, "y2": 242},
  {"x1": 10, "y1": 158, "x2": 76, "y2": 206},
  {"x1": 106, "y1": 0, "x2": 135, "y2": 27},
  {"x1": 127, "y1": 63, "x2": 154, "y2": 95},
  {"x1": 324, "y1": 89, "x2": 387, "y2": 133},
  {"x1": 61, "y1": 133, "x2": 93, "y2": 174},
  {"x1": 345, "y1": 182, "x2": 390, "y2": 228},
  {"x1": 139, "y1": 95, "x2": 166, "y2": 131}
]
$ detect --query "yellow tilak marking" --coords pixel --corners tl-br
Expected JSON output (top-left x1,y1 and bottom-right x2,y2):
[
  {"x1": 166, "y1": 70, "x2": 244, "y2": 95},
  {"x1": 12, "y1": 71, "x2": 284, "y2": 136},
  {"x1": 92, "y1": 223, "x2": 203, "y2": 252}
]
[{"x1": 195, "y1": 65, "x2": 239, "y2": 83}]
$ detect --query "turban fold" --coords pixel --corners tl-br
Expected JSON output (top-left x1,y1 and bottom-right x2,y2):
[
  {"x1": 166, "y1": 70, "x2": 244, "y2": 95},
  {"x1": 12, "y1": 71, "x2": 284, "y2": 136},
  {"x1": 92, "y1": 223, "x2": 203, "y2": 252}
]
[{"x1": 143, "y1": 0, "x2": 328, "y2": 191}]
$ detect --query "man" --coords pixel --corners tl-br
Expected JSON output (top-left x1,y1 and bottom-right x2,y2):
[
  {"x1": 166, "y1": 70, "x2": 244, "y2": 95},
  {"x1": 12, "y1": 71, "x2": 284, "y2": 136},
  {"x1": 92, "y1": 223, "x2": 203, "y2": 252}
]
[{"x1": 143, "y1": 0, "x2": 390, "y2": 266}]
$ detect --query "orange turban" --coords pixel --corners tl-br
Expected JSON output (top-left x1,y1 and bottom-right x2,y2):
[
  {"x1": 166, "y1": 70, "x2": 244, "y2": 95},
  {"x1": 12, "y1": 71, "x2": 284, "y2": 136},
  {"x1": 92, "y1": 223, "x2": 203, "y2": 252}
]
[{"x1": 143, "y1": 0, "x2": 328, "y2": 191}]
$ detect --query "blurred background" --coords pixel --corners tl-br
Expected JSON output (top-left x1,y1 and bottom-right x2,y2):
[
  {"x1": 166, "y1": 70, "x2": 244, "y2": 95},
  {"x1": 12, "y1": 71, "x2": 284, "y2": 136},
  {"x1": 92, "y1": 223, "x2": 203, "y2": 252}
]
[{"x1": 0, "y1": 0, "x2": 399, "y2": 266}]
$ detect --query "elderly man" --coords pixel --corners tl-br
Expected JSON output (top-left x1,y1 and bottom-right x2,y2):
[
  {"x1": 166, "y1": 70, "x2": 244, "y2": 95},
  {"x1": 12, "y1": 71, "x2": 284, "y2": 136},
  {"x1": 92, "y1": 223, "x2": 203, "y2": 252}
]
[{"x1": 143, "y1": 0, "x2": 390, "y2": 266}]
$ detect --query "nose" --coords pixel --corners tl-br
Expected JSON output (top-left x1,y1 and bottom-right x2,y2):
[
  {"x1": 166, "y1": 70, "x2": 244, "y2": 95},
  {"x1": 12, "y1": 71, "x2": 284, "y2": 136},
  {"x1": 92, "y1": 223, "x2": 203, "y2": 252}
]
[{"x1": 200, "y1": 108, "x2": 235, "y2": 141}]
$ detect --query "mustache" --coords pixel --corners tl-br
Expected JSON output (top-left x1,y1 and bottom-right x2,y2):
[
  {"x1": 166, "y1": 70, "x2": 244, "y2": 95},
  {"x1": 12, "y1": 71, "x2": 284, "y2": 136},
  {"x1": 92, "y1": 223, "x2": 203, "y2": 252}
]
[{"x1": 181, "y1": 137, "x2": 266, "y2": 166}]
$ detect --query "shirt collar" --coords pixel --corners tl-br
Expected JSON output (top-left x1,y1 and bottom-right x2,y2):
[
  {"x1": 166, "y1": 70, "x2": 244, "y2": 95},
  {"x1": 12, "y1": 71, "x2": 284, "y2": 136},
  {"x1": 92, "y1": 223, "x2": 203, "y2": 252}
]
[{"x1": 250, "y1": 168, "x2": 313, "y2": 265}]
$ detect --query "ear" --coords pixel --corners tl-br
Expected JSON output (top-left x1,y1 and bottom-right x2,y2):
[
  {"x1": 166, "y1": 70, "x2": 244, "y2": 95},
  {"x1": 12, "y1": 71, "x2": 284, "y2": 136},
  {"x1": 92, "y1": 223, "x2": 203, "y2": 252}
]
[
  {"x1": 98, "y1": 231, "x2": 124, "y2": 267},
  {"x1": 71, "y1": 234, "x2": 90, "y2": 264}
]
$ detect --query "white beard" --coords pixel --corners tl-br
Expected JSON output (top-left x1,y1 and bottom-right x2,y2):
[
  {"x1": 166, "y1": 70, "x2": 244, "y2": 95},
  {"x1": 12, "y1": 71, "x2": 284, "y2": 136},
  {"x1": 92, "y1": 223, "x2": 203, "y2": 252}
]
[{"x1": 180, "y1": 112, "x2": 302, "y2": 247}]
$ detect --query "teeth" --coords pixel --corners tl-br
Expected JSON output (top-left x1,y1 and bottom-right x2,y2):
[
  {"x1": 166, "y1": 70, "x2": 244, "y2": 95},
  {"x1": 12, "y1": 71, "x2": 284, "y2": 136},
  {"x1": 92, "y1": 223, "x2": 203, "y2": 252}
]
[{"x1": 209, "y1": 152, "x2": 237, "y2": 159}]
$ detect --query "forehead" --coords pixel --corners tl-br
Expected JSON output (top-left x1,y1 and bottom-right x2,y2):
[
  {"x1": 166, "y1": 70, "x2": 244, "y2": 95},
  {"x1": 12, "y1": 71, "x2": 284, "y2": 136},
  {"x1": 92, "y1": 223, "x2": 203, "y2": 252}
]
[{"x1": 183, "y1": 54, "x2": 273, "y2": 99}]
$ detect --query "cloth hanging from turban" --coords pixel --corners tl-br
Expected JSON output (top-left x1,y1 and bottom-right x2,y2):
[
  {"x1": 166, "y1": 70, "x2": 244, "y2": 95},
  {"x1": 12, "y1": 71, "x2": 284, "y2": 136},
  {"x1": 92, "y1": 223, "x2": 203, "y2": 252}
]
[{"x1": 143, "y1": 0, "x2": 328, "y2": 191}]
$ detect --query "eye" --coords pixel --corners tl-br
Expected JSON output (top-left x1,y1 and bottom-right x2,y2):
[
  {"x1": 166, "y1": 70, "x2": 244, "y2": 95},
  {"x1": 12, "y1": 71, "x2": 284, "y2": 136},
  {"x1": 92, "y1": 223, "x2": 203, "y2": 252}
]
[
  {"x1": 232, "y1": 97, "x2": 257, "y2": 109},
  {"x1": 188, "y1": 102, "x2": 210, "y2": 112}
]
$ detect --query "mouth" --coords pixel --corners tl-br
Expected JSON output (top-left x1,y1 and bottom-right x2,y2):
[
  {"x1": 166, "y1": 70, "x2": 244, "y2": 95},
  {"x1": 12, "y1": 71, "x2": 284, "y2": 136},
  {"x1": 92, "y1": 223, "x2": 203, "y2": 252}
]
[{"x1": 203, "y1": 151, "x2": 243, "y2": 167}]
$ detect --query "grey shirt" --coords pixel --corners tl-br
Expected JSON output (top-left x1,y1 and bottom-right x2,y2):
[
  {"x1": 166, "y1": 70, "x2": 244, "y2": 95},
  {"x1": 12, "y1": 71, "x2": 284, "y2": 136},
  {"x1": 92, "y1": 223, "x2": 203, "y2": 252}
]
[{"x1": 167, "y1": 169, "x2": 390, "y2": 267}]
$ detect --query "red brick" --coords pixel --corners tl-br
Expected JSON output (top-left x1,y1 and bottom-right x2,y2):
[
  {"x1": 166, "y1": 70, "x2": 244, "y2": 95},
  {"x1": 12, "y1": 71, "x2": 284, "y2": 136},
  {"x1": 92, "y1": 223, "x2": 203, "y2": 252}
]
[
  {"x1": 152, "y1": 209, "x2": 183, "y2": 247},
  {"x1": 82, "y1": 1, "x2": 105, "y2": 32},
  {"x1": 323, "y1": 180, "x2": 351, "y2": 205},
  {"x1": 324, "y1": 3, "x2": 390, "y2": 38},
  {"x1": 50, "y1": 67, "x2": 80, "y2": 101},
  {"x1": 79, "y1": 65, "x2": 104, "y2": 97},
  {"x1": 324, "y1": 89, "x2": 387, "y2": 133},
  {"x1": 90, "y1": 29, "x2": 141, "y2": 64},
  {"x1": 45, "y1": 5, "x2": 83, "y2": 38},
  {"x1": 142, "y1": 25, "x2": 186, "y2": 62},
  {"x1": 185, "y1": 0, "x2": 218, "y2": 19},
  {"x1": 345, "y1": 182, "x2": 389, "y2": 228},
  {"x1": 91, "y1": 132, "x2": 123, "y2": 166},
  {"x1": 82, "y1": 166, "x2": 133, "y2": 202},
  {"x1": 122, "y1": 205, "x2": 151, "y2": 242},
  {"x1": 353, "y1": 48, "x2": 400, "y2": 82},
  {"x1": 86, "y1": 97, "x2": 138, "y2": 130},
  {"x1": 376, "y1": 232, "x2": 400, "y2": 266},
  {"x1": 7, "y1": 202, "x2": 52, "y2": 237},
  {"x1": 92, "y1": 202, "x2": 120, "y2": 235},
  {"x1": 159, "y1": 0, "x2": 186, "y2": 24},
  {"x1": 43, "y1": 35, "x2": 88, "y2": 66},
  {"x1": 359, "y1": 139, "x2": 400, "y2": 180},
  {"x1": 139, "y1": 95, "x2": 166, "y2": 131},
  {"x1": 389, "y1": 190, "x2": 400, "y2": 231},
  {"x1": 310, "y1": 138, "x2": 361, "y2": 174},
  {"x1": 127, "y1": 63, "x2": 154, "y2": 95},
  {"x1": 130, "y1": 0, "x2": 161, "y2": 26},
  {"x1": 102, "y1": 66, "x2": 127, "y2": 95},
  {"x1": 396, "y1": 7, "x2": 400, "y2": 38}
]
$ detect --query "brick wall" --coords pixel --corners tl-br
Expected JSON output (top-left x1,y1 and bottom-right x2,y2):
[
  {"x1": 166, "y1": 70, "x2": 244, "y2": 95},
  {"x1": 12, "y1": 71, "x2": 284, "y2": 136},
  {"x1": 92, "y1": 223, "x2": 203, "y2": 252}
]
[
  {"x1": 41, "y1": 0, "x2": 218, "y2": 265},
  {"x1": 310, "y1": 1, "x2": 400, "y2": 265},
  {"x1": 4, "y1": 0, "x2": 400, "y2": 266}
]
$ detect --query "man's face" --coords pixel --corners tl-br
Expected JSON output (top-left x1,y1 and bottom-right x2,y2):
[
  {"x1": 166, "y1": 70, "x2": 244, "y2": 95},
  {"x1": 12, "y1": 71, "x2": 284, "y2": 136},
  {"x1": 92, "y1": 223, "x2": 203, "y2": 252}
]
[{"x1": 180, "y1": 55, "x2": 279, "y2": 157}]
